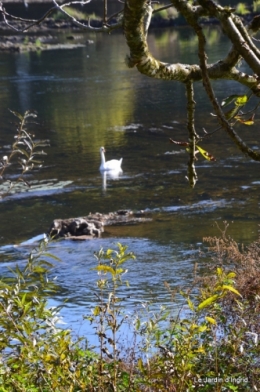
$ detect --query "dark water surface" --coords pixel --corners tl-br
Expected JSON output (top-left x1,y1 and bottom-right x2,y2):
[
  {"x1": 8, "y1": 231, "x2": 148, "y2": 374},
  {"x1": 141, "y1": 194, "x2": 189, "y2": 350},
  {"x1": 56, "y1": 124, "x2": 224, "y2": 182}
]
[{"x1": 0, "y1": 27, "x2": 259, "y2": 339}]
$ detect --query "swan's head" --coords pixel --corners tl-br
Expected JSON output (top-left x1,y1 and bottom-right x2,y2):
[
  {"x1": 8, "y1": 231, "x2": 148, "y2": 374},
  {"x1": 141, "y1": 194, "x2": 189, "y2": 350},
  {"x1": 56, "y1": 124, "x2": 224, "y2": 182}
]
[{"x1": 100, "y1": 147, "x2": 106, "y2": 154}]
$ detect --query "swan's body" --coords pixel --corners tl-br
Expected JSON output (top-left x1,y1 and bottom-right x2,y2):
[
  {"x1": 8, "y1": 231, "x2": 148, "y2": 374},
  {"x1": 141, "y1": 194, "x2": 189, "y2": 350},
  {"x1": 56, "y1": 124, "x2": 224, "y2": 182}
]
[{"x1": 99, "y1": 147, "x2": 123, "y2": 171}]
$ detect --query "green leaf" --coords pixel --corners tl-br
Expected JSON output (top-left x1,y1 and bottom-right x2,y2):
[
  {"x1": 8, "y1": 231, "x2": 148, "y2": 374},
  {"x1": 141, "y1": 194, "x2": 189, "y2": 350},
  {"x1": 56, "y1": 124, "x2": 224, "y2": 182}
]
[
  {"x1": 198, "y1": 294, "x2": 219, "y2": 310},
  {"x1": 21, "y1": 293, "x2": 27, "y2": 305},
  {"x1": 15, "y1": 148, "x2": 30, "y2": 158},
  {"x1": 221, "y1": 94, "x2": 239, "y2": 107},
  {"x1": 118, "y1": 253, "x2": 135, "y2": 265},
  {"x1": 195, "y1": 345, "x2": 205, "y2": 353},
  {"x1": 226, "y1": 384, "x2": 239, "y2": 391},
  {"x1": 36, "y1": 261, "x2": 55, "y2": 270},
  {"x1": 34, "y1": 141, "x2": 50, "y2": 148},
  {"x1": 234, "y1": 95, "x2": 248, "y2": 106},
  {"x1": 33, "y1": 266, "x2": 48, "y2": 274},
  {"x1": 224, "y1": 106, "x2": 240, "y2": 120},
  {"x1": 23, "y1": 139, "x2": 33, "y2": 151},
  {"x1": 28, "y1": 159, "x2": 43, "y2": 164},
  {"x1": 8, "y1": 109, "x2": 23, "y2": 121},
  {"x1": 135, "y1": 318, "x2": 141, "y2": 331},
  {"x1": 41, "y1": 253, "x2": 60, "y2": 261}
]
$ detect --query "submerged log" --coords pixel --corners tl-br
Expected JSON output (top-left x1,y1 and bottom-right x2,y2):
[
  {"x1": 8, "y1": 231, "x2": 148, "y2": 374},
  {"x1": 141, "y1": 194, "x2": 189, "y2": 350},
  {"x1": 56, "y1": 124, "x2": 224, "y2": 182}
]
[{"x1": 48, "y1": 210, "x2": 151, "y2": 239}]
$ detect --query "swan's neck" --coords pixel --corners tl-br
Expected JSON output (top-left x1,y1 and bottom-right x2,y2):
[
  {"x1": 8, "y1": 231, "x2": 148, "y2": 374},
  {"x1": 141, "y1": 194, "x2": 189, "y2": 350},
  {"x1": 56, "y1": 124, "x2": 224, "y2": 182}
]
[{"x1": 101, "y1": 151, "x2": 106, "y2": 166}]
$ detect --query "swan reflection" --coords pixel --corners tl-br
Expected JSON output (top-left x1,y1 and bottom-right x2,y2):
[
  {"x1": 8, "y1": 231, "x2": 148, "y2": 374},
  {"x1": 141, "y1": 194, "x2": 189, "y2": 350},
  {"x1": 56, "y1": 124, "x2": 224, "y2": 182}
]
[{"x1": 101, "y1": 169, "x2": 123, "y2": 190}]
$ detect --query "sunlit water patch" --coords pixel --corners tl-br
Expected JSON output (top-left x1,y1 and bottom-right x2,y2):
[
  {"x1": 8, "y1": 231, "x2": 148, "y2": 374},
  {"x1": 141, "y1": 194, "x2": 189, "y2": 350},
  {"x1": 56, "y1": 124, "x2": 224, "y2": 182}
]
[{"x1": 0, "y1": 179, "x2": 73, "y2": 201}]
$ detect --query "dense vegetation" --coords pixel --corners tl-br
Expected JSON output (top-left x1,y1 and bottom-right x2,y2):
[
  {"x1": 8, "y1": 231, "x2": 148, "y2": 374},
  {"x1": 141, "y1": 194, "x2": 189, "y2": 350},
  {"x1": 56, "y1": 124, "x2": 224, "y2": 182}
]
[{"x1": 0, "y1": 225, "x2": 259, "y2": 391}]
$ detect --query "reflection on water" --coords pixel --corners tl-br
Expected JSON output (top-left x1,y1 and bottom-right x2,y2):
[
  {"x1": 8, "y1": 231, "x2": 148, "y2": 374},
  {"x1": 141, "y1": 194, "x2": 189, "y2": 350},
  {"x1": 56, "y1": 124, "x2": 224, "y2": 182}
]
[
  {"x1": 101, "y1": 169, "x2": 123, "y2": 191},
  {"x1": 0, "y1": 26, "x2": 259, "y2": 337}
]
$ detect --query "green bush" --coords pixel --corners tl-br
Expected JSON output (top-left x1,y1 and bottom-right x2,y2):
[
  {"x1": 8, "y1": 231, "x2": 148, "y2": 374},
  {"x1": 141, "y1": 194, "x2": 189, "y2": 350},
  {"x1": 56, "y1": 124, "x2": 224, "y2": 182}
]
[{"x1": 0, "y1": 239, "x2": 91, "y2": 391}]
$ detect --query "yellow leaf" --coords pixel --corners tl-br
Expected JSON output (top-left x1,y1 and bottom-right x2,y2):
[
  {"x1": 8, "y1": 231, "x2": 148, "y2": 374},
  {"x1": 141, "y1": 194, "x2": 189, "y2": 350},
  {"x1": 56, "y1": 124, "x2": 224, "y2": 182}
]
[
  {"x1": 205, "y1": 316, "x2": 217, "y2": 325},
  {"x1": 224, "y1": 107, "x2": 240, "y2": 120},
  {"x1": 198, "y1": 294, "x2": 219, "y2": 310},
  {"x1": 92, "y1": 265, "x2": 115, "y2": 275},
  {"x1": 235, "y1": 114, "x2": 255, "y2": 125},
  {"x1": 234, "y1": 95, "x2": 248, "y2": 106},
  {"x1": 216, "y1": 267, "x2": 223, "y2": 277},
  {"x1": 60, "y1": 353, "x2": 66, "y2": 361},
  {"x1": 242, "y1": 120, "x2": 254, "y2": 125},
  {"x1": 93, "y1": 306, "x2": 101, "y2": 316},
  {"x1": 138, "y1": 358, "x2": 145, "y2": 372},
  {"x1": 221, "y1": 94, "x2": 238, "y2": 107},
  {"x1": 196, "y1": 145, "x2": 216, "y2": 161},
  {"x1": 106, "y1": 249, "x2": 114, "y2": 256},
  {"x1": 197, "y1": 325, "x2": 208, "y2": 333},
  {"x1": 195, "y1": 345, "x2": 205, "y2": 353},
  {"x1": 115, "y1": 268, "x2": 124, "y2": 274},
  {"x1": 187, "y1": 297, "x2": 194, "y2": 311},
  {"x1": 226, "y1": 272, "x2": 236, "y2": 279},
  {"x1": 44, "y1": 354, "x2": 56, "y2": 362},
  {"x1": 222, "y1": 285, "x2": 241, "y2": 297}
]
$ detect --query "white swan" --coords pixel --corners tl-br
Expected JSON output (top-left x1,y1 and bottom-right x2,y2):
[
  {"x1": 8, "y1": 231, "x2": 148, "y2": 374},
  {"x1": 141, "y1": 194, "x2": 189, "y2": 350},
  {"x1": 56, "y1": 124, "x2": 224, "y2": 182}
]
[{"x1": 99, "y1": 147, "x2": 123, "y2": 171}]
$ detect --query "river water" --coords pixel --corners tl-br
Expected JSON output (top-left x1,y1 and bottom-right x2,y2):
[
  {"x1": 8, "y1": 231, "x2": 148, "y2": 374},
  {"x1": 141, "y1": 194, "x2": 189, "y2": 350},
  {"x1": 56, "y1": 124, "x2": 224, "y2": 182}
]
[{"x1": 0, "y1": 26, "x2": 259, "y2": 340}]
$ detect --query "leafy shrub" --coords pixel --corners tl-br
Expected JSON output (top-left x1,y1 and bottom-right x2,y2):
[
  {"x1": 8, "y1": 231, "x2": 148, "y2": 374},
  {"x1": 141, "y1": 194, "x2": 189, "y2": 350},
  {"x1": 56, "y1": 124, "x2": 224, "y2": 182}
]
[
  {"x1": 0, "y1": 238, "x2": 101, "y2": 391},
  {"x1": 0, "y1": 109, "x2": 49, "y2": 198}
]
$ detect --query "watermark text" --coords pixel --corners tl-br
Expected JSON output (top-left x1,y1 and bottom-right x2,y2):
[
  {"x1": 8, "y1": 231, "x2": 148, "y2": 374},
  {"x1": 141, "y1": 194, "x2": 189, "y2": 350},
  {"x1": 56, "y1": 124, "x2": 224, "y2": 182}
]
[{"x1": 194, "y1": 376, "x2": 248, "y2": 385}]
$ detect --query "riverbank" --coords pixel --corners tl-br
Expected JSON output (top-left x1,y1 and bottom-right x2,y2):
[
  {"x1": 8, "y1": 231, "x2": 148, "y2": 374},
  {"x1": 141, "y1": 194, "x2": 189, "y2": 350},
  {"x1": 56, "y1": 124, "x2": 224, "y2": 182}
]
[{"x1": 0, "y1": 1, "x2": 256, "y2": 51}]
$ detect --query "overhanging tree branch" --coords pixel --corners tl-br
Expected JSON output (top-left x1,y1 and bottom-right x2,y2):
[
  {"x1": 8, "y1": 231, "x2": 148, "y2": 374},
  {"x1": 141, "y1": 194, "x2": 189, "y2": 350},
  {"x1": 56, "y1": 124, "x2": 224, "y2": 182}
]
[
  {"x1": 197, "y1": 0, "x2": 260, "y2": 75},
  {"x1": 124, "y1": 0, "x2": 259, "y2": 89},
  {"x1": 0, "y1": 0, "x2": 123, "y2": 33},
  {"x1": 186, "y1": 81, "x2": 198, "y2": 188},
  {"x1": 124, "y1": 0, "x2": 260, "y2": 182},
  {"x1": 194, "y1": 19, "x2": 260, "y2": 161}
]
